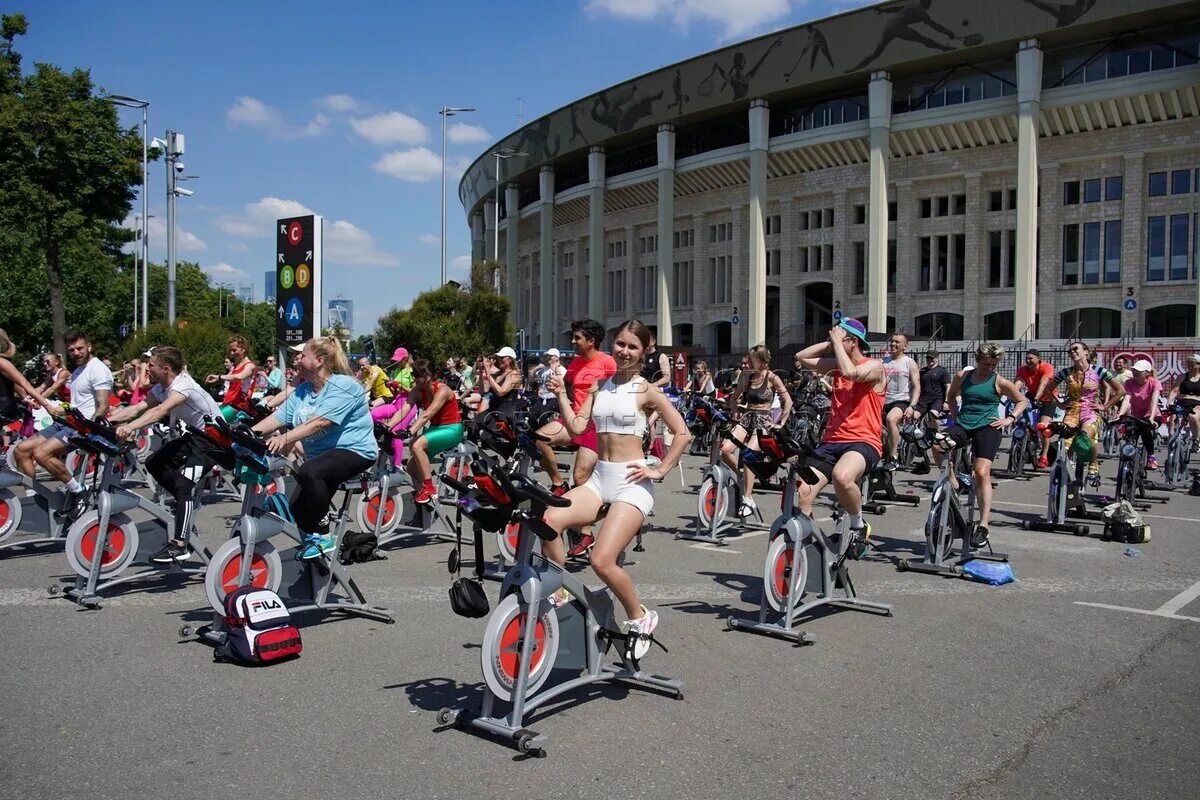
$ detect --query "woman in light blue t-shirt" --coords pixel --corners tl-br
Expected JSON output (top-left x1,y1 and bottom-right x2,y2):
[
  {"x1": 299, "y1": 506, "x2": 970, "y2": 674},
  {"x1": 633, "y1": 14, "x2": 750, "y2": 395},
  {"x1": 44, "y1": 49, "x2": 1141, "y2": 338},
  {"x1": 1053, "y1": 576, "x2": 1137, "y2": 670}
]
[{"x1": 253, "y1": 336, "x2": 379, "y2": 559}]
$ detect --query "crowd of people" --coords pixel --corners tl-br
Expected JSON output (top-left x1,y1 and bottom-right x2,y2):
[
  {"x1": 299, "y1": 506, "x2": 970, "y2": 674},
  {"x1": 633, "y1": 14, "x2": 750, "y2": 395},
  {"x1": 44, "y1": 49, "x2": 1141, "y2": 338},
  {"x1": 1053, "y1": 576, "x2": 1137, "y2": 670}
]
[{"x1": 2, "y1": 318, "x2": 1200, "y2": 640}]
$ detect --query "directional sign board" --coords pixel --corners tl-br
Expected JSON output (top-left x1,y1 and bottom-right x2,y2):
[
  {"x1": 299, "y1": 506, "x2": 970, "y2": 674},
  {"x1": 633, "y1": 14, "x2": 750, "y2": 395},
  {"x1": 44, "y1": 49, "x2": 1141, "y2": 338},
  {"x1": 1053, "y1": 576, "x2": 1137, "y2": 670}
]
[
  {"x1": 1123, "y1": 298, "x2": 1137, "y2": 312},
  {"x1": 276, "y1": 215, "x2": 323, "y2": 352}
]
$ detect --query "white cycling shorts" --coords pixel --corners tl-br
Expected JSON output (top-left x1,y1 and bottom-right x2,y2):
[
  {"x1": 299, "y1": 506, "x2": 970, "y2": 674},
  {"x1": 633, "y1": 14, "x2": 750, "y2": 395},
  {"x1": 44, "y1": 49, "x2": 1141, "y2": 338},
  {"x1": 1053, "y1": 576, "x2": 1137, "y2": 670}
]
[{"x1": 581, "y1": 459, "x2": 655, "y2": 519}]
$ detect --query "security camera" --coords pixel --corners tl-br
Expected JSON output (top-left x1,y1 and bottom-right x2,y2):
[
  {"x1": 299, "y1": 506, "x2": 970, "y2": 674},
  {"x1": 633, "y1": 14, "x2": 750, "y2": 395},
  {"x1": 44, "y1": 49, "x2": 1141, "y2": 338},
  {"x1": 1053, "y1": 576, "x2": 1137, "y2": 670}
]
[
  {"x1": 173, "y1": 187, "x2": 194, "y2": 197},
  {"x1": 175, "y1": 161, "x2": 186, "y2": 173}
]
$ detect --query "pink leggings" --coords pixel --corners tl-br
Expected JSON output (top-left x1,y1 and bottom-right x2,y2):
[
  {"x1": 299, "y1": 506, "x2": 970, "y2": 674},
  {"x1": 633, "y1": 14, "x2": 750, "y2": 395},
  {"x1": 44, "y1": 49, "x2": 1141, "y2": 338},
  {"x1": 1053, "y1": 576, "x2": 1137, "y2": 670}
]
[{"x1": 371, "y1": 395, "x2": 418, "y2": 467}]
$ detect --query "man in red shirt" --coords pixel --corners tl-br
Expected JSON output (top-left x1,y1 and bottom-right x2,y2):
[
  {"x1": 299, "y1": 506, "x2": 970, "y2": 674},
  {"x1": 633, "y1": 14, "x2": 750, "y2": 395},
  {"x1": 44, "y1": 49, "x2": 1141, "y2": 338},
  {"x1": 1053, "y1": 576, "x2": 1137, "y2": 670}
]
[
  {"x1": 205, "y1": 335, "x2": 257, "y2": 416},
  {"x1": 535, "y1": 319, "x2": 616, "y2": 553},
  {"x1": 1014, "y1": 347, "x2": 1056, "y2": 467}
]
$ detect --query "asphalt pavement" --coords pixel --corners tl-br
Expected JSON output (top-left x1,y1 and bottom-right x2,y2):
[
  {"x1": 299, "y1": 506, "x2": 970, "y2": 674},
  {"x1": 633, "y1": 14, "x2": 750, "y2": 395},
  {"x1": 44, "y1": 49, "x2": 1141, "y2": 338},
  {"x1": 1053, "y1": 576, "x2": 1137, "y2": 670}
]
[{"x1": 1, "y1": 450, "x2": 1198, "y2": 799}]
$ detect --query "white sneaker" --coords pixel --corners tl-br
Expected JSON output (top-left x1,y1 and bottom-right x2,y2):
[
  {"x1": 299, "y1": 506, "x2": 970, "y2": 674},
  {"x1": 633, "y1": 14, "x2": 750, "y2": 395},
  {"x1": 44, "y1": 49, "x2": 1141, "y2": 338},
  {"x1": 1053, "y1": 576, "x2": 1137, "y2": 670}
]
[
  {"x1": 738, "y1": 498, "x2": 757, "y2": 518},
  {"x1": 625, "y1": 606, "x2": 659, "y2": 659}
]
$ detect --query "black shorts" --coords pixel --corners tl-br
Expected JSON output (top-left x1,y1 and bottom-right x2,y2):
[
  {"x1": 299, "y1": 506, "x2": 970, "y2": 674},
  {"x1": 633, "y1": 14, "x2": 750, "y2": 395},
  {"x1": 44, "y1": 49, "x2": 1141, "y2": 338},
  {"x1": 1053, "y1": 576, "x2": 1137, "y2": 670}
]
[
  {"x1": 913, "y1": 401, "x2": 942, "y2": 417},
  {"x1": 883, "y1": 401, "x2": 909, "y2": 417},
  {"x1": 947, "y1": 424, "x2": 1002, "y2": 461},
  {"x1": 807, "y1": 441, "x2": 880, "y2": 481}
]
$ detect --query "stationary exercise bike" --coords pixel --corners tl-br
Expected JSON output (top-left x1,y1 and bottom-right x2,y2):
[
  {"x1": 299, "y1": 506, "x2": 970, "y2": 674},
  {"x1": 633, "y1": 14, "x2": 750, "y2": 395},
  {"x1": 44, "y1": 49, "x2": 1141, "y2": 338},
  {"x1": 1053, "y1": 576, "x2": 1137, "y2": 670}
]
[
  {"x1": 727, "y1": 437, "x2": 893, "y2": 644},
  {"x1": 1113, "y1": 416, "x2": 1169, "y2": 507},
  {"x1": 679, "y1": 397, "x2": 770, "y2": 544},
  {"x1": 0, "y1": 412, "x2": 96, "y2": 556},
  {"x1": 49, "y1": 414, "x2": 223, "y2": 608},
  {"x1": 866, "y1": 424, "x2": 921, "y2": 509},
  {"x1": 898, "y1": 430, "x2": 1008, "y2": 578},
  {"x1": 181, "y1": 419, "x2": 393, "y2": 644},
  {"x1": 1161, "y1": 403, "x2": 1197, "y2": 489},
  {"x1": 353, "y1": 423, "x2": 458, "y2": 549},
  {"x1": 437, "y1": 458, "x2": 683, "y2": 756},
  {"x1": 1022, "y1": 421, "x2": 1091, "y2": 535}
]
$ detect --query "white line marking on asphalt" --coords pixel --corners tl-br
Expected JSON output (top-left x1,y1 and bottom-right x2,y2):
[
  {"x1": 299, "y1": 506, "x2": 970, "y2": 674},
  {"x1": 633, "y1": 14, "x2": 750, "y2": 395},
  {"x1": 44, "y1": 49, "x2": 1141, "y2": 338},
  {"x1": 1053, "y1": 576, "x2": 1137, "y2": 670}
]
[
  {"x1": 1155, "y1": 578, "x2": 1200, "y2": 615},
  {"x1": 1072, "y1": 602, "x2": 1200, "y2": 622}
]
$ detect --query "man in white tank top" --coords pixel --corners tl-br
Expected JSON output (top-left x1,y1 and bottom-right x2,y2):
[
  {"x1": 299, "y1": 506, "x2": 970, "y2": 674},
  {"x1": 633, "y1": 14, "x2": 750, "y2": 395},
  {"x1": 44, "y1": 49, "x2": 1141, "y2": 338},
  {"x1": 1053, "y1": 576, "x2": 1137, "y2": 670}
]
[{"x1": 880, "y1": 332, "x2": 921, "y2": 470}]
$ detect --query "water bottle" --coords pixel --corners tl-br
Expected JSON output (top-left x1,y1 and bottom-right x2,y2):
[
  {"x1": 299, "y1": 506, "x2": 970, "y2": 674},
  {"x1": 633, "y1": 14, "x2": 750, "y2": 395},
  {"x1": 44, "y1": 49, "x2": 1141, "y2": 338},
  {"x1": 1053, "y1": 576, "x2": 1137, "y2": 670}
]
[{"x1": 1123, "y1": 547, "x2": 1141, "y2": 557}]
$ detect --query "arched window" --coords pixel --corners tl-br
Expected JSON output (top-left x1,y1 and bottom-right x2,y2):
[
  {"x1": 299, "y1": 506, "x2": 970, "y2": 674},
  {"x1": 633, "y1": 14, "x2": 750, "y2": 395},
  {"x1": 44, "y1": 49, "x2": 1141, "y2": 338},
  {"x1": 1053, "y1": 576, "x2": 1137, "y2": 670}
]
[
  {"x1": 915, "y1": 313, "x2": 963, "y2": 340},
  {"x1": 983, "y1": 310, "x2": 1014, "y2": 340},
  {"x1": 1059, "y1": 307, "x2": 1120, "y2": 339},
  {"x1": 1143, "y1": 304, "x2": 1196, "y2": 338}
]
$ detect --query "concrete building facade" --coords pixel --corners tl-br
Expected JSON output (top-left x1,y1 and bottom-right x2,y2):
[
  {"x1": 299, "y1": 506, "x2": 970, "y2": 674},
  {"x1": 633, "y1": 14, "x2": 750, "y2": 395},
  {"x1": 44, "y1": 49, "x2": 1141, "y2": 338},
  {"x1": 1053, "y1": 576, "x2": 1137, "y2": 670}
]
[{"x1": 460, "y1": 0, "x2": 1200, "y2": 353}]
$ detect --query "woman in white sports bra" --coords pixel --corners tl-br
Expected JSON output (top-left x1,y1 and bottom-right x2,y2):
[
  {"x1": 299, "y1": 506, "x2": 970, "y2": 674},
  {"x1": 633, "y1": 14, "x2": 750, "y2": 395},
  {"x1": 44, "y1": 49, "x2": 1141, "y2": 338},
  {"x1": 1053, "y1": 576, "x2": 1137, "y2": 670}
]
[{"x1": 543, "y1": 319, "x2": 692, "y2": 640}]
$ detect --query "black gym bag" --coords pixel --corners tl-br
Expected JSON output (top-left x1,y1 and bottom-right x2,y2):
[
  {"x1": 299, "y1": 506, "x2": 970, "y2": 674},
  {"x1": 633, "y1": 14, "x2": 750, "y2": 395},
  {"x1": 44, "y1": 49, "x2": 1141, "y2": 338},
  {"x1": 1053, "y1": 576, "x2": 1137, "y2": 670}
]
[{"x1": 448, "y1": 505, "x2": 490, "y2": 618}]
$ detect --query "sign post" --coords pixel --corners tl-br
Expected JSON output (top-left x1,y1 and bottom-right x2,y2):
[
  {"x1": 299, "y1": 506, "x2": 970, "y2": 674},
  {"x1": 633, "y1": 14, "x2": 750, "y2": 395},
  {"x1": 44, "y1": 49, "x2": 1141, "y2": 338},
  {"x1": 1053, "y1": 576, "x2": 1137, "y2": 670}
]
[{"x1": 276, "y1": 215, "x2": 323, "y2": 366}]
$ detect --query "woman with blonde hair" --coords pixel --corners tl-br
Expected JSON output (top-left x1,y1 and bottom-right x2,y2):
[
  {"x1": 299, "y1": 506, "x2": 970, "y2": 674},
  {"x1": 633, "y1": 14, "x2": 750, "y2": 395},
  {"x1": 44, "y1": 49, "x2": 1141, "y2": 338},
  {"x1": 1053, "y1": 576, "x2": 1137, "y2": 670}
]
[
  {"x1": 37, "y1": 353, "x2": 71, "y2": 402},
  {"x1": 252, "y1": 336, "x2": 377, "y2": 559}
]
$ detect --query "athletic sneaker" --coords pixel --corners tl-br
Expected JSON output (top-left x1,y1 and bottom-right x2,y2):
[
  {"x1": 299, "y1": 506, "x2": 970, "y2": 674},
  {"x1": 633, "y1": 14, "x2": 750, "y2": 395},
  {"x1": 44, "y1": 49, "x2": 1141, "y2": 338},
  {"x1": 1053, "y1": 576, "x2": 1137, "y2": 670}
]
[
  {"x1": 566, "y1": 532, "x2": 594, "y2": 558},
  {"x1": 298, "y1": 533, "x2": 336, "y2": 560},
  {"x1": 738, "y1": 498, "x2": 758, "y2": 518},
  {"x1": 550, "y1": 482, "x2": 569, "y2": 498},
  {"x1": 881, "y1": 457, "x2": 899, "y2": 471},
  {"x1": 412, "y1": 484, "x2": 435, "y2": 505},
  {"x1": 971, "y1": 524, "x2": 990, "y2": 549},
  {"x1": 150, "y1": 541, "x2": 191, "y2": 564},
  {"x1": 848, "y1": 522, "x2": 873, "y2": 559},
  {"x1": 624, "y1": 606, "x2": 659, "y2": 659},
  {"x1": 1037, "y1": 455, "x2": 1050, "y2": 469},
  {"x1": 55, "y1": 489, "x2": 88, "y2": 521},
  {"x1": 1146, "y1": 456, "x2": 1159, "y2": 470}
]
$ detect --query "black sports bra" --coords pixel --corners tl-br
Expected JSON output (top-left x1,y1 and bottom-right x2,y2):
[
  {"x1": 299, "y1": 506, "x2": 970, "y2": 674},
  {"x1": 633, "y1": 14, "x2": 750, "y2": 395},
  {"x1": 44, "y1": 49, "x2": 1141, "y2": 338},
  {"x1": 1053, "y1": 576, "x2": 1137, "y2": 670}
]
[
  {"x1": 742, "y1": 372, "x2": 773, "y2": 406},
  {"x1": 1179, "y1": 373, "x2": 1200, "y2": 398}
]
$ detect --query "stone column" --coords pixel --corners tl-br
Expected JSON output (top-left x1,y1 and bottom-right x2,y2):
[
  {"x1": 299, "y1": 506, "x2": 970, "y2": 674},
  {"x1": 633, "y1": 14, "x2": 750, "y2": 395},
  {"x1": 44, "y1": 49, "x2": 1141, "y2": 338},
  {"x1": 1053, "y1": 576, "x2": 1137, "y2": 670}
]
[
  {"x1": 657, "y1": 125, "x2": 676, "y2": 345},
  {"x1": 892, "y1": 180, "x2": 915, "y2": 328},
  {"x1": 867, "y1": 72, "x2": 892, "y2": 333},
  {"x1": 1120, "y1": 154, "x2": 1145, "y2": 338},
  {"x1": 588, "y1": 147, "x2": 606, "y2": 321},
  {"x1": 963, "y1": 172, "x2": 984, "y2": 339},
  {"x1": 505, "y1": 184, "x2": 521, "y2": 327},
  {"x1": 470, "y1": 212, "x2": 484, "y2": 267},
  {"x1": 538, "y1": 167, "x2": 555, "y2": 348},
  {"x1": 483, "y1": 198, "x2": 497, "y2": 277},
  {"x1": 1014, "y1": 39, "x2": 1043, "y2": 340},
  {"x1": 747, "y1": 100, "x2": 769, "y2": 348}
]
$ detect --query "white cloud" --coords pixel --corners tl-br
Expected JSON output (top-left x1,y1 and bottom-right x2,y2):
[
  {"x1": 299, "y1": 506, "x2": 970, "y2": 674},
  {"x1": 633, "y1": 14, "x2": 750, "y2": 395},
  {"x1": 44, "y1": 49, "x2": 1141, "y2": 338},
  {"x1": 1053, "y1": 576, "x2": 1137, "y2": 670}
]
[
  {"x1": 206, "y1": 261, "x2": 250, "y2": 281},
  {"x1": 217, "y1": 196, "x2": 399, "y2": 268},
  {"x1": 447, "y1": 122, "x2": 491, "y2": 145},
  {"x1": 130, "y1": 214, "x2": 206, "y2": 252},
  {"x1": 585, "y1": 0, "x2": 792, "y2": 40},
  {"x1": 372, "y1": 147, "x2": 442, "y2": 182},
  {"x1": 349, "y1": 111, "x2": 429, "y2": 145},
  {"x1": 226, "y1": 96, "x2": 329, "y2": 140},
  {"x1": 317, "y1": 93, "x2": 364, "y2": 113},
  {"x1": 418, "y1": 233, "x2": 441, "y2": 246},
  {"x1": 324, "y1": 219, "x2": 400, "y2": 267}
]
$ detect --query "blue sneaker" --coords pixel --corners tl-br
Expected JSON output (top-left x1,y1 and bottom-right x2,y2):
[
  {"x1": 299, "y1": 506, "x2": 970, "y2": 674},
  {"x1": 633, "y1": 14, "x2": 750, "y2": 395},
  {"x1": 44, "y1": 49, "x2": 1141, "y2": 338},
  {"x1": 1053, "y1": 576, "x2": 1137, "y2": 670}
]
[{"x1": 298, "y1": 533, "x2": 336, "y2": 560}]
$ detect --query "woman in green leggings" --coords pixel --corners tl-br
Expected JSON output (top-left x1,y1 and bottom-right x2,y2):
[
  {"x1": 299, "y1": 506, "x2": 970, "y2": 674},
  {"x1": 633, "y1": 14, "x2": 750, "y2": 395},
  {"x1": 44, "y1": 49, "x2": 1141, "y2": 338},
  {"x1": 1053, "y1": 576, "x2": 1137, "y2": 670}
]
[{"x1": 405, "y1": 359, "x2": 464, "y2": 505}]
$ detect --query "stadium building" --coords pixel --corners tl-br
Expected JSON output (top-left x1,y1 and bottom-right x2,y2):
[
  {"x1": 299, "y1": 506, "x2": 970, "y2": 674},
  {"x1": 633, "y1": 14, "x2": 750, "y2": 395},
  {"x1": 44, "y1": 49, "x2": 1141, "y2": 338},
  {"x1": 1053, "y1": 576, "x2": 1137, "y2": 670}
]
[{"x1": 459, "y1": 0, "x2": 1200, "y2": 355}]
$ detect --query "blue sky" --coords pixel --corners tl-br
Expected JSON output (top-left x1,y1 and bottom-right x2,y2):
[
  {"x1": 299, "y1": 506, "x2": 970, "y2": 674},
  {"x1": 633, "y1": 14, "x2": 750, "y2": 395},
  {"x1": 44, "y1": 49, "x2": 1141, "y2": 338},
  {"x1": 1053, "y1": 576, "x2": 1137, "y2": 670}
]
[{"x1": 21, "y1": 0, "x2": 869, "y2": 334}]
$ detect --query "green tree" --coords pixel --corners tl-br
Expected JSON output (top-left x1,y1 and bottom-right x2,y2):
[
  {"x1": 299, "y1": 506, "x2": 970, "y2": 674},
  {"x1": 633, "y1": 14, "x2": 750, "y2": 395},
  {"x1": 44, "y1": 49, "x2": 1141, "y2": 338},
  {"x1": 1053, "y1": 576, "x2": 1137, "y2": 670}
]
[
  {"x1": 376, "y1": 285, "x2": 513, "y2": 367},
  {"x1": 0, "y1": 14, "x2": 143, "y2": 355},
  {"x1": 123, "y1": 319, "x2": 240, "y2": 385}
]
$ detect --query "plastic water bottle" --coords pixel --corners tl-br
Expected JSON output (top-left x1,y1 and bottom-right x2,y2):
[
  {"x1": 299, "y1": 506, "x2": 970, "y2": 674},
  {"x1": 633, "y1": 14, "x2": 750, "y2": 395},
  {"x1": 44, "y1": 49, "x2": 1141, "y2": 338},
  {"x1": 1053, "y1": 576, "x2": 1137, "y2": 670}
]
[{"x1": 1123, "y1": 547, "x2": 1141, "y2": 557}]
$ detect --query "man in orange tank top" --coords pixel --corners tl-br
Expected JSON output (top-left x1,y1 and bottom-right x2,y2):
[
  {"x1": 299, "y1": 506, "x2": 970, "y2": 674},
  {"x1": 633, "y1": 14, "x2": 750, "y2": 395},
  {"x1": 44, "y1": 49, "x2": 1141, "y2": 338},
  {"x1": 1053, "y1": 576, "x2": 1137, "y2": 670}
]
[{"x1": 793, "y1": 318, "x2": 885, "y2": 540}]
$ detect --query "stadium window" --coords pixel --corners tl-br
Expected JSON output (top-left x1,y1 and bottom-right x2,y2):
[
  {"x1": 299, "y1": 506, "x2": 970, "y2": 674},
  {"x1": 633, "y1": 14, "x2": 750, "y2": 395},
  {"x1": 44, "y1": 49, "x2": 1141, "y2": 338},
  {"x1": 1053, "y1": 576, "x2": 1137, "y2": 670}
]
[
  {"x1": 1171, "y1": 169, "x2": 1191, "y2": 195},
  {"x1": 1146, "y1": 215, "x2": 1165, "y2": 280},
  {"x1": 1083, "y1": 179, "x2": 1101, "y2": 203},
  {"x1": 1063, "y1": 181, "x2": 1080, "y2": 205},
  {"x1": 1104, "y1": 176, "x2": 1123, "y2": 201},
  {"x1": 888, "y1": 201, "x2": 897, "y2": 221},
  {"x1": 920, "y1": 198, "x2": 932, "y2": 218},
  {"x1": 1148, "y1": 172, "x2": 1167, "y2": 196},
  {"x1": 853, "y1": 204, "x2": 866, "y2": 224},
  {"x1": 1062, "y1": 224, "x2": 1080, "y2": 285},
  {"x1": 937, "y1": 196, "x2": 950, "y2": 217},
  {"x1": 988, "y1": 190, "x2": 1003, "y2": 212},
  {"x1": 953, "y1": 194, "x2": 966, "y2": 215}
]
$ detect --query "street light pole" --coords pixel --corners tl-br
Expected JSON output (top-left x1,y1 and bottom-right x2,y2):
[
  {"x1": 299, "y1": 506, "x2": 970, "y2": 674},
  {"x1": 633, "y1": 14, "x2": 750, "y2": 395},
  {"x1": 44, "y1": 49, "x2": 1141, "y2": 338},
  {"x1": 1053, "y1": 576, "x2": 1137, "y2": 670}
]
[
  {"x1": 440, "y1": 105, "x2": 475, "y2": 287},
  {"x1": 103, "y1": 95, "x2": 150, "y2": 329},
  {"x1": 491, "y1": 148, "x2": 527, "y2": 290}
]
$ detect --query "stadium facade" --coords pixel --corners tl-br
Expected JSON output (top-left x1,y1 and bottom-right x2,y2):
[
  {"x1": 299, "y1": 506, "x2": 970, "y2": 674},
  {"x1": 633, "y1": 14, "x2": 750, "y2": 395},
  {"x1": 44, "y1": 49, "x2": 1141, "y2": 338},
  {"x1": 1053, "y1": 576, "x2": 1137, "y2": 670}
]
[{"x1": 460, "y1": 0, "x2": 1200, "y2": 353}]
